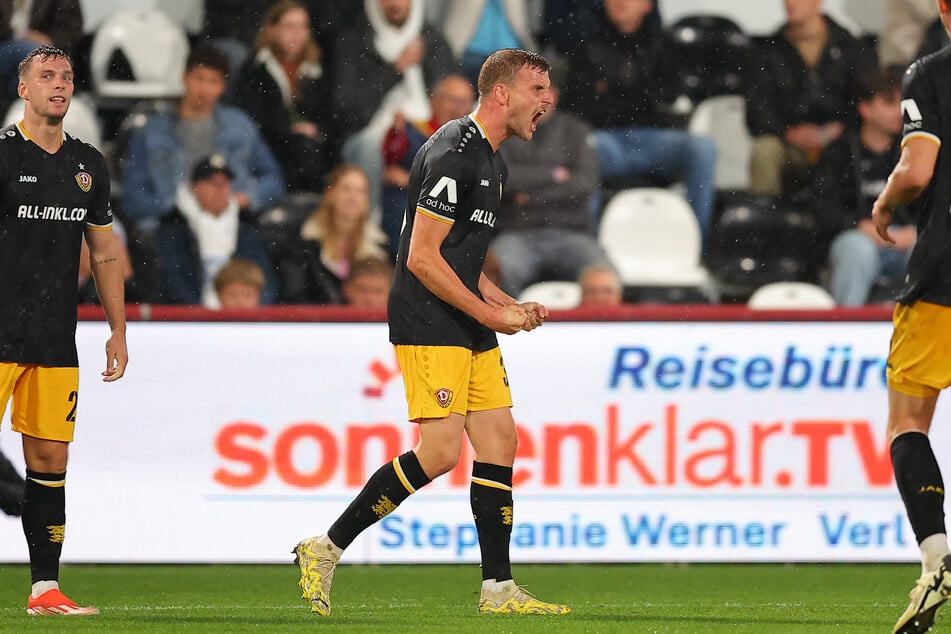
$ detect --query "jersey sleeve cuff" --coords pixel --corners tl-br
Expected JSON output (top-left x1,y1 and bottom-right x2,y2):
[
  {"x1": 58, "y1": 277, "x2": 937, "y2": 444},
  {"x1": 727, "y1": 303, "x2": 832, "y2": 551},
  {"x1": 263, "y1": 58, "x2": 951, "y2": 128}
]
[{"x1": 416, "y1": 206, "x2": 455, "y2": 225}]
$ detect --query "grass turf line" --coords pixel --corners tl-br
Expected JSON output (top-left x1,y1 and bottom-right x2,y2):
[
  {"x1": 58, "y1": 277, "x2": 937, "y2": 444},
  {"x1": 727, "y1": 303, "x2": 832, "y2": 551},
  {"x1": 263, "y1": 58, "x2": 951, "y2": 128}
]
[{"x1": 0, "y1": 562, "x2": 926, "y2": 632}]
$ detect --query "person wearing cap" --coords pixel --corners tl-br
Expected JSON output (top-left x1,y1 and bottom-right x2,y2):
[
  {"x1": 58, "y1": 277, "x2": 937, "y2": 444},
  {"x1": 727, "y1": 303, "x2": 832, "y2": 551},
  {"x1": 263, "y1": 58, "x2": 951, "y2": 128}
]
[
  {"x1": 152, "y1": 153, "x2": 278, "y2": 307},
  {"x1": 121, "y1": 46, "x2": 286, "y2": 236},
  {"x1": 876, "y1": 2, "x2": 951, "y2": 632}
]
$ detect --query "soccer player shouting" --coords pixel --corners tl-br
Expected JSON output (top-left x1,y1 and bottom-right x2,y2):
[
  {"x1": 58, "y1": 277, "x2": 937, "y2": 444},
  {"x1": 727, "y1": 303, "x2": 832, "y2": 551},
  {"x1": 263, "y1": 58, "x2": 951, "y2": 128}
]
[
  {"x1": 293, "y1": 48, "x2": 568, "y2": 616},
  {"x1": 0, "y1": 46, "x2": 127, "y2": 616}
]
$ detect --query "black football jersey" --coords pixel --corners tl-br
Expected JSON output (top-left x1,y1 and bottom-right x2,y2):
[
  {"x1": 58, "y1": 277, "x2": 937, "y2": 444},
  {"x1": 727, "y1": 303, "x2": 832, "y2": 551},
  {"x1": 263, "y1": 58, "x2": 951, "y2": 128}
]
[
  {"x1": 896, "y1": 48, "x2": 951, "y2": 306},
  {"x1": 388, "y1": 115, "x2": 507, "y2": 351},
  {"x1": 0, "y1": 123, "x2": 113, "y2": 366}
]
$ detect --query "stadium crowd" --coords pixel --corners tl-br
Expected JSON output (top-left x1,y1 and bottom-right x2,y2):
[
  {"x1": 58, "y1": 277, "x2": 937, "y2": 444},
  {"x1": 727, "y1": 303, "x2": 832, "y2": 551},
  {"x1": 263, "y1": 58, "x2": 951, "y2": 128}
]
[{"x1": 13, "y1": 0, "x2": 942, "y2": 309}]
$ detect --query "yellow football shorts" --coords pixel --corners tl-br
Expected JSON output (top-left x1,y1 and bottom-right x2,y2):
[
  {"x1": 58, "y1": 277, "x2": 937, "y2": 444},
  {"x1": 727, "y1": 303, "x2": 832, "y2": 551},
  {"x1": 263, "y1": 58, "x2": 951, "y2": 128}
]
[
  {"x1": 394, "y1": 345, "x2": 513, "y2": 421},
  {"x1": 887, "y1": 301, "x2": 951, "y2": 398},
  {"x1": 0, "y1": 363, "x2": 79, "y2": 442}
]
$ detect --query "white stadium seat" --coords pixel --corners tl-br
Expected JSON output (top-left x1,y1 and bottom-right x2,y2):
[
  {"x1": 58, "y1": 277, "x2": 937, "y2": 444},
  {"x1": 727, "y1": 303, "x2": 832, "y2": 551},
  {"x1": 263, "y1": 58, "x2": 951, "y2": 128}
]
[
  {"x1": 518, "y1": 281, "x2": 581, "y2": 310},
  {"x1": 688, "y1": 94, "x2": 752, "y2": 191},
  {"x1": 747, "y1": 282, "x2": 836, "y2": 309}
]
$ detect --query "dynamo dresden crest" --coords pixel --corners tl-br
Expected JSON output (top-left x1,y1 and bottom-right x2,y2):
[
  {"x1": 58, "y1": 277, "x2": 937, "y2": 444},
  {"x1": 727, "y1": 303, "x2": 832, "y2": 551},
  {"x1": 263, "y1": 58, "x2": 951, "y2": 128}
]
[
  {"x1": 434, "y1": 388, "x2": 453, "y2": 408},
  {"x1": 75, "y1": 171, "x2": 92, "y2": 192}
]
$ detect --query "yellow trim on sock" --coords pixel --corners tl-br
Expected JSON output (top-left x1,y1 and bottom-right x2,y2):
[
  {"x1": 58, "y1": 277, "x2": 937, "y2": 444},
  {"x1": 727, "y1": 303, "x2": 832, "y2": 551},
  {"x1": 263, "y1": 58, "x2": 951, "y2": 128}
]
[
  {"x1": 392, "y1": 457, "x2": 415, "y2": 494},
  {"x1": 471, "y1": 476, "x2": 512, "y2": 491}
]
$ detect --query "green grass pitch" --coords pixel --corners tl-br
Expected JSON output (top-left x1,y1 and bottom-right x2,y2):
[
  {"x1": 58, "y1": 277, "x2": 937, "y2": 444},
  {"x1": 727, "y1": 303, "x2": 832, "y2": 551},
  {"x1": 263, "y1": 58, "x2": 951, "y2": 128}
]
[{"x1": 0, "y1": 562, "x2": 928, "y2": 632}]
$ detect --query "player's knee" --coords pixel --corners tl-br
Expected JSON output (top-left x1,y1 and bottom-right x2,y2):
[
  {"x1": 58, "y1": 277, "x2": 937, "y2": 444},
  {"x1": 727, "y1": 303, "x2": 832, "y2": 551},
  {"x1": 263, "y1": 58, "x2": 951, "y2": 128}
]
[{"x1": 418, "y1": 446, "x2": 461, "y2": 478}]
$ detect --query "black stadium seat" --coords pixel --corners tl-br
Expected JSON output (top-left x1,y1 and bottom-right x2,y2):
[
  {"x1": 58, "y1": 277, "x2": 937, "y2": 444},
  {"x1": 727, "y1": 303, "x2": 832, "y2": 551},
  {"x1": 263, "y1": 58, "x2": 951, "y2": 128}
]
[
  {"x1": 707, "y1": 193, "x2": 820, "y2": 301},
  {"x1": 669, "y1": 15, "x2": 753, "y2": 104}
]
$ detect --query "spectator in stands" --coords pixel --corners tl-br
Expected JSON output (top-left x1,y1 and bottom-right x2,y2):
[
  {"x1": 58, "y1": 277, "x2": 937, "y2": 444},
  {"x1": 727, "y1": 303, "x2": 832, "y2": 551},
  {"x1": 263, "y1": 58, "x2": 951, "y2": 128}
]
[
  {"x1": 333, "y1": 0, "x2": 455, "y2": 219},
  {"x1": 578, "y1": 264, "x2": 623, "y2": 307},
  {"x1": 560, "y1": 0, "x2": 717, "y2": 238},
  {"x1": 487, "y1": 83, "x2": 609, "y2": 296},
  {"x1": 0, "y1": 0, "x2": 82, "y2": 108},
  {"x1": 342, "y1": 257, "x2": 393, "y2": 309},
  {"x1": 814, "y1": 68, "x2": 912, "y2": 306},
  {"x1": 746, "y1": 0, "x2": 875, "y2": 198},
  {"x1": 232, "y1": 0, "x2": 335, "y2": 192},
  {"x1": 153, "y1": 154, "x2": 278, "y2": 307},
  {"x1": 381, "y1": 73, "x2": 475, "y2": 259},
  {"x1": 214, "y1": 258, "x2": 267, "y2": 309},
  {"x1": 878, "y1": 0, "x2": 938, "y2": 69},
  {"x1": 122, "y1": 46, "x2": 285, "y2": 235},
  {"x1": 275, "y1": 164, "x2": 388, "y2": 304},
  {"x1": 543, "y1": 0, "x2": 660, "y2": 56},
  {"x1": 433, "y1": 0, "x2": 538, "y2": 85}
]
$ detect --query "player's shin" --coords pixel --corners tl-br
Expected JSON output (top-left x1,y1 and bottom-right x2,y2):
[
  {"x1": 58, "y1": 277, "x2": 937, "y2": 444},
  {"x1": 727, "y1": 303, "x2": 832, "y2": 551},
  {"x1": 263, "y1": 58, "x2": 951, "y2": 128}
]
[
  {"x1": 327, "y1": 451, "x2": 431, "y2": 549},
  {"x1": 21, "y1": 470, "x2": 66, "y2": 590},
  {"x1": 471, "y1": 461, "x2": 514, "y2": 582},
  {"x1": 892, "y1": 431, "x2": 951, "y2": 572}
]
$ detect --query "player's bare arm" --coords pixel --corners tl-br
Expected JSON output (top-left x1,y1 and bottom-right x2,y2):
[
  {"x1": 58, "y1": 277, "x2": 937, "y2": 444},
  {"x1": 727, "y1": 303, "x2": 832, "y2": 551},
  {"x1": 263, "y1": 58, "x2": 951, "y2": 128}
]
[
  {"x1": 85, "y1": 227, "x2": 128, "y2": 381},
  {"x1": 872, "y1": 137, "x2": 938, "y2": 243},
  {"x1": 407, "y1": 213, "x2": 526, "y2": 334}
]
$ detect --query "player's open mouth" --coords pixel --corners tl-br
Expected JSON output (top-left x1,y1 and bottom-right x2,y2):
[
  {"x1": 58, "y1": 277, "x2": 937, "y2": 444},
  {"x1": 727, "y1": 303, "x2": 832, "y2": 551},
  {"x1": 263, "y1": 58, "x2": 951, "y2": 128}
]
[
  {"x1": 531, "y1": 110, "x2": 545, "y2": 131},
  {"x1": 50, "y1": 97, "x2": 65, "y2": 103}
]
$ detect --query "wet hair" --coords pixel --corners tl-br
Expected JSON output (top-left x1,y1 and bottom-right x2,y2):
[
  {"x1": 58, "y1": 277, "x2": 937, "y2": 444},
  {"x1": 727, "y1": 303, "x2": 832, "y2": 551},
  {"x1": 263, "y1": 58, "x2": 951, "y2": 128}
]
[
  {"x1": 477, "y1": 48, "x2": 549, "y2": 100},
  {"x1": 185, "y1": 46, "x2": 230, "y2": 77},
  {"x1": 856, "y1": 67, "x2": 902, "y2": 103},
  {"x1": 17, "y1": 45, "x2": 72, "y2": 80}
]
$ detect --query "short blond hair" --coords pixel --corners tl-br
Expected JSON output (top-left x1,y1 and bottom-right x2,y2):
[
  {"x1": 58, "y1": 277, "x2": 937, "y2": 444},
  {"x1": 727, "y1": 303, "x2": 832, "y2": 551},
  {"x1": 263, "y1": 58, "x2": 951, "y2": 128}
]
[
  {"x1": 477, "y1": 48, "x2": 549, "y2": 100},
  {"x1": 214, "y1": 258, "x2": 265, "y2": 292}
]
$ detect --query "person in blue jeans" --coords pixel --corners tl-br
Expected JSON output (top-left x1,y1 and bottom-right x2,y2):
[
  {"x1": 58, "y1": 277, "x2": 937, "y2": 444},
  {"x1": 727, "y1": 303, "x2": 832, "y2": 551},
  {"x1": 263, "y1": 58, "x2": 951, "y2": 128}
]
[
  {"x1": 560, "y1": 0, "x2": 716, "y2": 239},
  {"x1": 812, "y1": 68, "x2": 913, "y2": 306}
]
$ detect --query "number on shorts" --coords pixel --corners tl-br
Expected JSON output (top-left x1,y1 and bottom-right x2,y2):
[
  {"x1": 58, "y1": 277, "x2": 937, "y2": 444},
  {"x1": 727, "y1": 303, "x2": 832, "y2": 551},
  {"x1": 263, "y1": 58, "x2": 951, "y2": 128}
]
[{"x1": 66, "y1": 391, "x2": 78, "y2": 423}]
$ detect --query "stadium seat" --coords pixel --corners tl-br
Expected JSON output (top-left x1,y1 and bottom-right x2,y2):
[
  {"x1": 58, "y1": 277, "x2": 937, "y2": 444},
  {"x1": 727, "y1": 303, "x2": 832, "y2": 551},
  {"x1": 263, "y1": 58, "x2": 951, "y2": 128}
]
[
  {"x1": 90, "y1": 10, "x2": 188, "y2": 99},
  {"x1": 3, "y1": 93, "x2": 103, "y2": 150},
  {"x1": 598, "y1": 188, "x2": 718, "y2": 303},
  {"x1": 687, "y1": 95, "x2": 751, "y2": 191},
  {"x1": 518, "y1": 281, "x2": 581, "y2": 310},
  {"x1": 747, "y1": 282, "x2": 835, "y2": 309},
  {"x1": 669, "y1": 15, "x2": 752, "y2": 105},
  {"x1": 706, "y1": 193, "x2": 819, "y2": 301}
]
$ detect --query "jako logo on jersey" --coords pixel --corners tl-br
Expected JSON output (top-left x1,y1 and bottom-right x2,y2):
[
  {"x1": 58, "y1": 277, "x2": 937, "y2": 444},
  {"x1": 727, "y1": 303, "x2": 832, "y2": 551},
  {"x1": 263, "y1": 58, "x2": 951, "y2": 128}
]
[
  {"x1": 19, "y1": 174, "x2": 36, "y2": 183},
  {"x1": 428, "y1": 176, "x2": 458, "y2": 203},
  {"x1": 75, "y1": 171, "x2": 92, "y2": 193},
  {"x1": 434, "y1": 388, "x2": 453, "y2": 408},
  {"x1": 469, "y1": 208, "x2": 496, "y2": 228}
]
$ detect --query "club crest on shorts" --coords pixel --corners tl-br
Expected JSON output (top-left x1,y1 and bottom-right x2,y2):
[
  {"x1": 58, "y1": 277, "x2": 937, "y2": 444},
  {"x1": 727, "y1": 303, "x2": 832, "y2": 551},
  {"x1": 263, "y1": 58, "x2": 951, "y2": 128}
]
[
  {"x1": 75, "y1": 171, "x2": 92, "y2": 192},
  {"x1": 434, "y1": 388, "x2": 453, "y2": 408}
]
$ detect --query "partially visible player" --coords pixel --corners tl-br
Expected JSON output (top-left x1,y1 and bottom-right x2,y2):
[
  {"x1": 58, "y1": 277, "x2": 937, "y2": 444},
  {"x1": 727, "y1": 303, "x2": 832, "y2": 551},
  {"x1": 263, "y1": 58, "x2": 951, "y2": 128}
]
[
  {"x1": 872, "y1": 2, "x2": 951, "y2": 632},
  {"x1": 292, "y1": 48, "x2": 567, "y2": 616},
  {"x1": 0, "y1": 46, "x2": 128, "y2": 616}
]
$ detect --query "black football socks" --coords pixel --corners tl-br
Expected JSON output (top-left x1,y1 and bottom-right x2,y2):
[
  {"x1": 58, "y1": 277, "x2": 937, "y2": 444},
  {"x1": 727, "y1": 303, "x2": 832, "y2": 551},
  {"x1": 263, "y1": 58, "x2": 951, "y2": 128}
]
[
  {"x1": 22, "y1": 470, "x2": 66, "y2": 583},
  {"x1": 471, "y1": 461, "x2": 514, "y2": 582}
]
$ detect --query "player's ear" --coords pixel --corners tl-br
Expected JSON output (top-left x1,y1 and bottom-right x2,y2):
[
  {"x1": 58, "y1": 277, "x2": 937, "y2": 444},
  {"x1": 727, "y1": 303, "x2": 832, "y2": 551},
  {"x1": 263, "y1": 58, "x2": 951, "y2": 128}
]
[
  {"x1": 493, "y1": 82, "x2": 508, "y2": 106},
  {"x1": 16, "y1": 81, "x2": 27, "y2": 100}
]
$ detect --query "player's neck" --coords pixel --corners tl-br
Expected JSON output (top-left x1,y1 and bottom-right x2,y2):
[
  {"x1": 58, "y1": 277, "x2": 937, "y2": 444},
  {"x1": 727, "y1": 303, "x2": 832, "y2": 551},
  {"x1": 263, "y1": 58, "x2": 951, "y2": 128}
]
[
  {"x1": 470, "y1": 105, "x2": 506, "y2": 153},
  {"x1": 860, "y1": 123, "x2": 895, "y2": 155},
  {"x1": 18, "y1": 116, "x2": 64, "y2": 154}
]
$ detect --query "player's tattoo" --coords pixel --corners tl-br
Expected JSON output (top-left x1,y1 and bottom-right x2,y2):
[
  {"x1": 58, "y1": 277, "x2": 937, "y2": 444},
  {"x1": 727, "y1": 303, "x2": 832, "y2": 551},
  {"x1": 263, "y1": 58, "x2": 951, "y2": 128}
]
[{"x1": 93, "y1": 256, "x2": 118, "y2": 265}]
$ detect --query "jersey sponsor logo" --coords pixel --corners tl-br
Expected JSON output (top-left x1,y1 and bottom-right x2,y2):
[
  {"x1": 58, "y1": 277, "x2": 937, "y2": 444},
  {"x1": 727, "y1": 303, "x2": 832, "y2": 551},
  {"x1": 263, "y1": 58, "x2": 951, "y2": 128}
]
[
  {"x1": 434, "y1": 388, "x2": 453, "y2": 408},
  {"x1": 18, "y1": 174, "x2": 37, "y2": 183},
  {"x1": 469, "y1": 208, "x2": 496, "y2": 228},
  {"x1": 901, "y1": 99, "x2": 922, "y2": 122},
  {"x1": 75, "y1": 171, "x2": 92, "y2": 193},
  {"x1": 17, "y1": 205, "x2": 87, "y2": 222},
  {"x1": 428, "y1": 176, "x2": 458, "y2": 204}
]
